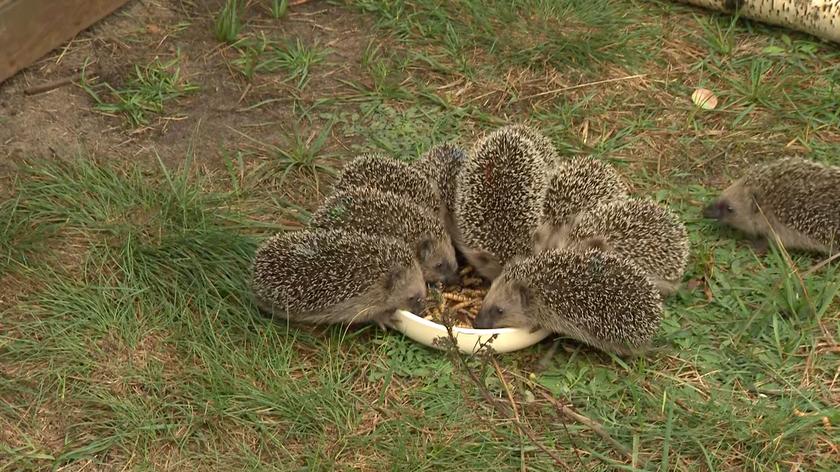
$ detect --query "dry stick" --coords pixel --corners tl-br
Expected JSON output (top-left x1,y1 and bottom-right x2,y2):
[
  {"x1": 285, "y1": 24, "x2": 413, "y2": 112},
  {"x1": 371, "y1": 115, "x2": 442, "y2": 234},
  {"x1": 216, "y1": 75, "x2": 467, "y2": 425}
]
[
  {"x1": 514, "y1": 74, "x2": 647, "y2": 103},
  {"x1": 536, "y1": 389, "x2": 636, "y2": 465},
  {"x1": 491, "y1": 359, "x2": 526, "y2": 472},
  {"x1": 801, "y1": 251, "x2": 840, "y2": 278},
  {"x1": 23, "y1": 76, "x2": 76, "y2": 95},
  {"x1": 442, "y1": 325, "x2": 570, "y2": 469}
]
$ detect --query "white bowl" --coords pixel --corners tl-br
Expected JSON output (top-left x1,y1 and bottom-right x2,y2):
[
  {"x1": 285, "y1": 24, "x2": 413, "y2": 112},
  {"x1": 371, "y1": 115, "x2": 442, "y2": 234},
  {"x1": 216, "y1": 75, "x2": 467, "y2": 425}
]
[{"x1": 392, "y1": 310, "x2": 552, "y2": 354}]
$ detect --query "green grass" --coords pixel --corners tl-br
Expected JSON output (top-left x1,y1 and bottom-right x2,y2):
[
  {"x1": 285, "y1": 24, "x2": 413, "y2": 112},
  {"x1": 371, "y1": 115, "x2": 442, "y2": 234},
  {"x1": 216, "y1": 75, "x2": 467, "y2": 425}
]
[
  {"x1": 215, "y1": 0, "x2": 243, "y2": 44},
  {"x1": 233, "y1": 36, "x2": 329, "y2": 88},
  {"x1": 270, "y1": 0, "x2": 289, "y2": 19},
  {"x1": 81, "y1": 57, "x2": 198, "y2": 127},
  {"x1": 3, "y1": 0, "x2": 840, "y2": 470}
]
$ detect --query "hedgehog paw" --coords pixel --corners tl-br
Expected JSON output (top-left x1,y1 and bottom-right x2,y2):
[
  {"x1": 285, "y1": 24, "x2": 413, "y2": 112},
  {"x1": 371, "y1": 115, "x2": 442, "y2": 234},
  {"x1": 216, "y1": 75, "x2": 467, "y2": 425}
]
[
  {"x1": 750, "y1": 237, "x2": 769, "y2": 256},
  {"x1": 374, "y1": 312, "x2": 401, "y2": 331}
]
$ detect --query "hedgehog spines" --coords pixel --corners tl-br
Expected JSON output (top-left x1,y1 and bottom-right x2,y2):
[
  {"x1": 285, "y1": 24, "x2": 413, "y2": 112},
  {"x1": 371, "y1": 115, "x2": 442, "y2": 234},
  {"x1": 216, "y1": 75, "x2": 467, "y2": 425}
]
[
  {"x1": 336, "y1": 153, "x2": 442, "y2": 213},
  {"x1": 705, "y1": 156, "x2": 840, "y2": 254},
  {"x1": 251, "y1": 229, "x2": 426, "y2": 325},
  {"x1": 311, "y1": 186, "x2": 457, "y2": 283},
  {"x1": 455, "y1": 125, "x2": 547, "y2": 278},
  {"x1": 476, "y1": 249, "x2": 662, "y2": 355},
  {"x1": 563, "y1": 198, "x2": 690, "y2": 290},
  {"x1": 541, "y1": 156, "x2": 629, "y2": 228}
]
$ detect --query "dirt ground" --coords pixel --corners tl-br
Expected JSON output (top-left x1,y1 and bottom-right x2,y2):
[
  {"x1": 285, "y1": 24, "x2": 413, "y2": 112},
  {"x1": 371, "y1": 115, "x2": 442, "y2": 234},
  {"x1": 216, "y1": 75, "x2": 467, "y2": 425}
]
[{"x1": 0, "y1": 0, "x2": 370, "y2": 177}]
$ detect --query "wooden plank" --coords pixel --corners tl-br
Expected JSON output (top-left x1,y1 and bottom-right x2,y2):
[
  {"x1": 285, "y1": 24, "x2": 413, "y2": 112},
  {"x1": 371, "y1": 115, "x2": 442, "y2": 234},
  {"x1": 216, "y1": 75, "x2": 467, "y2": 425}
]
[{"x1": 0, "y1": 0, "x2": 130, "y2": 84}]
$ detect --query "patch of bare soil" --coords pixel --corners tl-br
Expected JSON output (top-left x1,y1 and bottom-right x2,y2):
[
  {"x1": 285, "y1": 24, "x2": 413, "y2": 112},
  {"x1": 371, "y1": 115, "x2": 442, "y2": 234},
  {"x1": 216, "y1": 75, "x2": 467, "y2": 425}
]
[{"x1": 0, "y1": 0, "x2": 372, "y2": 176}]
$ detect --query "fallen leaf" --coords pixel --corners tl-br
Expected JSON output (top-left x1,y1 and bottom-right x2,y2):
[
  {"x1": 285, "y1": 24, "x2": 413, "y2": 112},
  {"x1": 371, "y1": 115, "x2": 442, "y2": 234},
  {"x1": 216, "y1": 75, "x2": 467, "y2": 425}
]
[
  {"x1": 691, "y1": 88, "x2": 718, "y2": 110},
  {"x1": 686, "y1": 278, "x2": 704, "y2": 290}
]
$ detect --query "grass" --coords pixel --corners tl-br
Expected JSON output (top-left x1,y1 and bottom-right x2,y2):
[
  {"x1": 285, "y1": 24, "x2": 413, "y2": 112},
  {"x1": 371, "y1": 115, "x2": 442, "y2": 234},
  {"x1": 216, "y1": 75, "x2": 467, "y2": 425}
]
[
  {"x1": 215, "y1": 0, "x2": 242, "y2": 44},
  {"x1": 81, "y1": 56, "x2": 198, "y2": 127},
  {"x1": 270, "y1": 0, "x2": 289, "y2": 19},
  {"x1": 3, "y1": 0, "x2": 840, "y2": 470},
  {"x1": 233, "y1": 35, "x2": 329, "y2": 88}
]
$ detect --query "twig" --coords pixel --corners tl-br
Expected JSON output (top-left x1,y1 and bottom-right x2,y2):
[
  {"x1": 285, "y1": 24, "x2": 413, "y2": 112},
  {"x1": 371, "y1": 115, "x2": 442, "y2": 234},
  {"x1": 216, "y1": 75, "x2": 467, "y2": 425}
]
[
  {"x1": 492, "y1": 359, "x2": 526, "y2": 472},
  {"x1": 492, "y1": 359, "x2": 519, "y2": 421},
  {"x1": 23, "y1": 76, "x2": 76, "y2": 95},
  {"x1": 536, "y1": 389, "x2": 636, "y2": 465},
  {"x1": 802, "y1": 252, "x2": 840, "y2": 278},
  {"x1": 441, "y1": 324, "x2": 570, "y2": 469},
  {"x1": 514, "y1": 74, "x2": 646, "y2": 103}
]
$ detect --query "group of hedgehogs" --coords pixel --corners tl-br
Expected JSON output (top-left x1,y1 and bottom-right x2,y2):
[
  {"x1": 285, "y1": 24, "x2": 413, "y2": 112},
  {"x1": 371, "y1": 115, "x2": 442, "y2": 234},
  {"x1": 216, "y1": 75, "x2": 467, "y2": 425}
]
[{"x1": 251, "y1": 124, "x2": 840, "y2": 356}]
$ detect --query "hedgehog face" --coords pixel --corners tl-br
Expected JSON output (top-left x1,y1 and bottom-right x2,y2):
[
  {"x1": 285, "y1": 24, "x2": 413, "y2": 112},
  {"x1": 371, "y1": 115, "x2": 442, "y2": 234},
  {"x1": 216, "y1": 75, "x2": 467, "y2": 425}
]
[
  {"x1": 418, "y1": 237, "x2": 459, "y2": 284},
  {"x1": 381, "y1": 261, "x2": 427, "y2": 316},
  {"x1": 457, "y1": 245, "x2": 502, "y2": 281},
  {"x1": 704, "y1": 180, "x2": 764, "y2": 236},
  {"x1": 474, "y1": 277, "x2": 532, "y2": 329}
]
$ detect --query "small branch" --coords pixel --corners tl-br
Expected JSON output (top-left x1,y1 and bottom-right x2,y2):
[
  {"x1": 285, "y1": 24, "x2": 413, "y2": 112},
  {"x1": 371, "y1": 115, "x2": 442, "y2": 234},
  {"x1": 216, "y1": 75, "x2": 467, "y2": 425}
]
[
  {"x1": 23, "y1": 76, "x2": 76, "y2": 95},
  {"x1": 491, "y1": 360, "x2": 526, "y2": 472},
  {"x1": 514, "y1": 74, "x2": 646, "y2": 103},
  {"x1": 802, "y1": 252, "x2": 840, "y2": 278},
  {"x1": 441, "y1": 325, "x2": 569, "y2": 469},
  {"x1": 536, "y1": 389, "x2": 637, "y2": 465}
]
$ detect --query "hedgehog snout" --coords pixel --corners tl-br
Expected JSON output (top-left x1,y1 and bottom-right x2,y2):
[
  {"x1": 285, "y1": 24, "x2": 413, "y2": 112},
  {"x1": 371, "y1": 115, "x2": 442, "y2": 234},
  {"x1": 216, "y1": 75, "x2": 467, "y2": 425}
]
[
  {"x1": 474, "y1": 305, "x2": 501, "y2": 329},
  {"x1": 703, "y1": 200, "x2": 724, "y2": 219},
  {"x1": 442, "y1": 270, "x2": 459, "y2": 285},
  {"x1": 408, "y1": 294, "x2": 425, "y2": 315}
]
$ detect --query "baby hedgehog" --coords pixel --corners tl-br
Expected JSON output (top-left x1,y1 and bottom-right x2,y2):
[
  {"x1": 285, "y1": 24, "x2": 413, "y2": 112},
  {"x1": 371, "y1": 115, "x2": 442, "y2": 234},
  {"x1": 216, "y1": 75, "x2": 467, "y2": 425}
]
[
  {"x1": 474, "y1": 249, "x2": 663, "y2": 356},
  {"x1": 704, "y1": 156, "x2": 840, "y2": 254},
  {"x1": 335, "y1": 153, "x2": 441, "y2": 214},
  {"x1": 507, "y1": 124, "x2": 559, "y2": 164},
  {"x1": 411, "y1": 143, "x2": 467, "y2": 242},
  {"x1": 455, "y1": 125, "x2": 547, "y2": 280},
  {"x1": 555, "y1": 198, "x2": 690, "y2": 296},
  {"x1": 251, "y1": 229, "x2": 426, "y2": 328},
  {"x1": 534, "y1": 156, "x2": 629, "y2": 253},
  {"x1": 310, "y1": 186, "x2": 458, "y2": 284}
]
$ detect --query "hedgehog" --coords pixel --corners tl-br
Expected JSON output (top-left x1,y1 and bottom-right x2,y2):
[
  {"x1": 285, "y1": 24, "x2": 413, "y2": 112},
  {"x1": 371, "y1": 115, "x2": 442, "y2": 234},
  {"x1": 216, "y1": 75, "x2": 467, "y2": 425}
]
[
  {"x1": 533, "y1": 156, "x2": 629, "y2": 253},
  {"x1": 411, "y1": 143, "x2": 467, "y2": 243},
  {"x1": 334, "y1": 153, "x2": 442, "y2": 214},
  {"x1": 506, "y1": 124, "x2": 559, "y2": 164},
  {"x1": 310, "y1": 186, "x2": 458, "y2": 284},
  {"x1": 473, "y1": 249, "x2": 663, "y2": 356},
  {"x1": 703, "y1": 156, "x2": 840, "y2": 254},
  {"x1": 454, "y1": 126, "x2": 548, "y2": 280},
  {"x1": 551, "y1": 198, "x2": 690, "y2": 296},
  {"x1": 251, "y1": 229, "x2": 426, "y2": 328}
]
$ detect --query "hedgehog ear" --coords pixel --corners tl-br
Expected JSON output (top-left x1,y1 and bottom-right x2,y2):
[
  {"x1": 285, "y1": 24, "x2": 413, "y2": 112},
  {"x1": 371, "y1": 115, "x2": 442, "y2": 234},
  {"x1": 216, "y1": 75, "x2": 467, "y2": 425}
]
[
  {"x1": 532, "y1": 228, "x2": 543, "y2": 245},
  {"x1": 748, "y1": 193, "x2": 760, "y2": 214},
  {"x1": 513, "y1": 282, "x2": 531, "y2": 308},
  {"x1": 418, "y1": 238, "x2": 435, "y2": 261},
  {"x1": 383, "y1": 266, "x2": 406, "y2": 292}
]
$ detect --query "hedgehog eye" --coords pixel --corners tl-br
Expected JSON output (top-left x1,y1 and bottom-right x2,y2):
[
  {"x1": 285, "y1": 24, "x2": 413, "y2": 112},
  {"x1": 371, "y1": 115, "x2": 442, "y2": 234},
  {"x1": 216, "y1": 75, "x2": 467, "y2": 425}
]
[
  {"x1": 725, "y1": 205, "x2": 734, "y2": 214},
  {"x1": 493, "y1": 307, "x2": 504, "y2": 316},
  {"x1": 435, "y1": 262, "x2": 444, "y2": 270}
]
